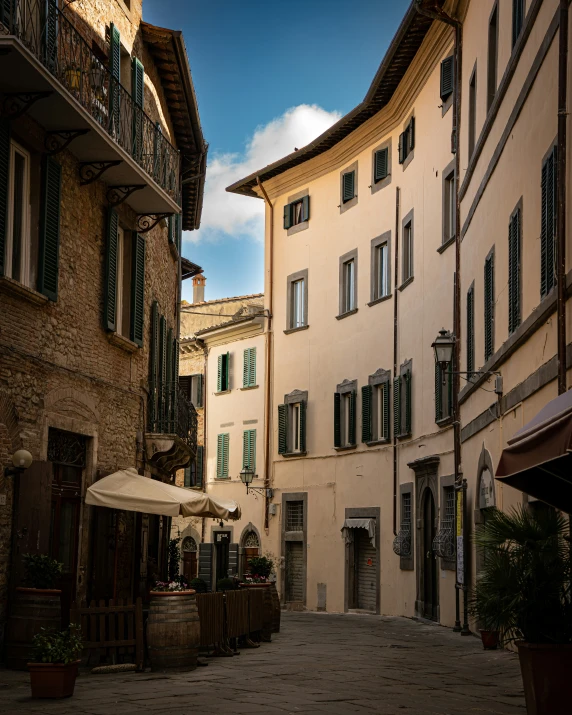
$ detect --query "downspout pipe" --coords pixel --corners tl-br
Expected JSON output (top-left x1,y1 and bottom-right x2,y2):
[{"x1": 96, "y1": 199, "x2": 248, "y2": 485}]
[
  {"x1": 557, "y1": 0, "x2": 568, "y2": 396},
  {"x1": 414, "y1": 0, "x2": 464, "y2": 632},
  {"x1": 256, "y1": 177, "x2": 274, "y2": 532},
  {"x1": 393, "y1": 187, "x2": 400, "y2": 537}
]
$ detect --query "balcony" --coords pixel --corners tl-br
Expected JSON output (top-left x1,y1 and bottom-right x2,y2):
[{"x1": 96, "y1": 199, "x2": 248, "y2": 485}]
[
  {"x1": 0, "y1": 0, "x2": 180, "y2": 215},
  {"x1": 145, "y1": 383, "x2": 198, "y2": 477}
]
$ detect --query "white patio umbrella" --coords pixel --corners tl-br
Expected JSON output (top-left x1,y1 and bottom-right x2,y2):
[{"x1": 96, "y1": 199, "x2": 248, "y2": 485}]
[{"x1": 86, "y1": 467, "x2": 241, "y2": 520}]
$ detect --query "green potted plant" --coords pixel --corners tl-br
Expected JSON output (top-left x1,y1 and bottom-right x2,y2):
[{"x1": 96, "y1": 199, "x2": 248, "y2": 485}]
[
  {"x1": 28, "y1": 624, "x2": 82, "y2": 698},
  {"x1": 217, "y1": 577, "x2": 237, "y2": 592},
  {"x1": 189, "y1": 577, "x2": 208, "y2": 593},
  {"x1": 473, "y1": 505, "x2": 572, "y2": 715}
]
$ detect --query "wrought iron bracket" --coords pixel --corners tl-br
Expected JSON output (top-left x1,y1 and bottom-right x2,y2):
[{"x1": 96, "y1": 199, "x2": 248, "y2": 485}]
[
  {"x1": 0, "y1": 91, "x2": 52, "y2": 119},
  {"x1": 79, "y1": 160, "x2": 122, "y2": 185},
  {"x1": 45, "y1": 129, "x2": 89, "y2": 155},
  {"x1": 106, "y1": 185, "x2": 145, "y2": 207},
  {"x1": 137, "y1": 213, "x2": 172, "y2": 233}
]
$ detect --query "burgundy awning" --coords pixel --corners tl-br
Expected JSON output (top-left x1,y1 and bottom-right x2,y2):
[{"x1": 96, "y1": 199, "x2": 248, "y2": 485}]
[{"x1": 496, "y1": 390, "x2": 572, "y2": 513}]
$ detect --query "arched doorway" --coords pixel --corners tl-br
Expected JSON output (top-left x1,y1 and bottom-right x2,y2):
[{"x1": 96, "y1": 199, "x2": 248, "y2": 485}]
[
  {"x1": 241, "y1": 529, "x2": 260, "y2": 575},
  {"x1": 422, "y1": 489, "x2": 438, "y2": 620},
  {"x1": 181, "y1": 536, "x2": 197, "y2": 583}
]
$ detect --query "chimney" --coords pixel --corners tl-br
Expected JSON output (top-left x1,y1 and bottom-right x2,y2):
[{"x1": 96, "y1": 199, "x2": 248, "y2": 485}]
[{"x1": 193, "y1": 274, "x2": 206, "y2": 303}]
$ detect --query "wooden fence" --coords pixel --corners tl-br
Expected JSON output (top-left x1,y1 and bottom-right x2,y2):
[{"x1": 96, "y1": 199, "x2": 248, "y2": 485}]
[{"x1": 70, "y1": 598, "x2": 144, "y2": 671}]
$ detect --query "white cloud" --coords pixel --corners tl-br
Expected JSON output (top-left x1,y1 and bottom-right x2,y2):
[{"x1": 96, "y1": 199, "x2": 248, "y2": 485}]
[{"x1": 185, "y1": 104, "x2": 341, "y2": 245}]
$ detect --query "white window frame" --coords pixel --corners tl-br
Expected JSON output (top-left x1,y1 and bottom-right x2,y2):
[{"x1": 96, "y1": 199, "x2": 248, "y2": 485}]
[
  {"x1": 374, "y1": 243, "x2": 388, "y2": 300},
  {"x1": 290, "y1": 402, "x2": 301, "y2": 453},
  {"x1": 375, "y1": 383, "x2": 386, "y2": 441},
  {"x1": 403, "y1": 222, "x2": 413, "y2": 282},
  {"x1": 292, "y1": 200, "x2": 304, "y2": 226},
  {"x1": 445, "y1": 172, "x2": 455, "y2": 242},
  {"x1": 5, "y1": 140, "x2": 31, "y2": 287},
  {"x1": 343, "y1": 259, "x2": 355, "y2": 312},
  {"x1": 291, "y1": 278, "x2": 305, "y2": 329}
]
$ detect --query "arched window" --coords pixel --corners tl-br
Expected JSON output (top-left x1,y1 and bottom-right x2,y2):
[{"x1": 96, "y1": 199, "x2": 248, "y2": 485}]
[
  {"x1": 241, "y1": 530, "x2": 260, "y2": 574},
  {"x1": 181, "y1": 536, "x2": 198, "y2": 582}
]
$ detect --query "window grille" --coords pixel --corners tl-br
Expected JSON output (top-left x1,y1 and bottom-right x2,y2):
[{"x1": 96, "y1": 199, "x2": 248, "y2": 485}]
[
  {"x1": 433, "y1": 488, "x2": 456, "y2": 559},
  {"x1": 286, "y1": 501, "x2": 304, "y2": 531},
  {"x1": 393, "y1": 493, "x2": 412, "y2": 556}
]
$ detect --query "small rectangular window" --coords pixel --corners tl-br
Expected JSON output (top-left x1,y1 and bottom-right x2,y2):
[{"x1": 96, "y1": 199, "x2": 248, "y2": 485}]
[
  {"x1": 291, "y1": 279, "x2": 305, "y2": 328},
  {"x1": 342, "y1": 170, "x2": 355, "y2": 203},
  {"x1": 541, "y1": 147, "x2": 557, "y2": 298},
  {"x1": 217, "y1": 352, "x2": 230, "y2": 392},
  {"x1": 286, "y1": 500, "x2": 304, "y2": 531},
  {"x1": 440, "y1": 56, "x2": 454, "y2": 102},
  {"x1": 394, "y1": 363, "x2": 412, "y2": 437},
  {"x1": 512, "y1": 0, "x2": 524, "y2": 49},
  {"x1": 443, "y1": 171, "x2": 455, "y2": 243},
  {"x1": 373, "y1": 148, "x2": 388, "y2": 183},
  {"x1": 284, "y1": 195, "x2": 310, "y2": 229},
  {"x1": 179, "y1": 374, "x2": 203, "y2": 407},
  {"x1": 469, "y1": 66, "x2": 477, "y2": 159},
  {"x1": 484, "y1": 253, "x2": 495, "y2": 361},
  {"x1": 115, "y1": 226, "x2": 133, "y2": 339},
  {"x1": 342, "y1": 259, "x2": 355, "y2": 312},
  {"x1": 402, "y1": 221, "x2": 413, "y2": 283},
  {"x1": 291, "y1": 403, "x2": 301, "y2": 452},
  {"x1": 6, "y1": 140, "x2": 31, "y2": 287},
  {"x1": 375, "y1": 382, "x2": 389, "y2": 441},
  {"x1": 398, "y1": 116, "x2": 415, "y2": 165},
  {"x1": 467, "y1": 284, "x2": 475, "y2": 377},
  {"x1": 243, "y1": 347, "x2": 257, "y2": 387},
  {"x1": 508, "y1": 206, "x2": 522, "y2": 335},
  {"x1": 374, "y1": 243, "x2": 389, "y2": 300},
  {"x1": 487, "y1": 4, "x2": 498, "y2": 111}
]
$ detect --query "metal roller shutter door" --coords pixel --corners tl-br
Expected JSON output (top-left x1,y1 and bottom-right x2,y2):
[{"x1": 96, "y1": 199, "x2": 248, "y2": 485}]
[
  {"x1": 285, "y1": 541, "x2": 304, "y2": 602},
  {"x1": 356, "y1": 528, "x2": 377, "y2": 612}
]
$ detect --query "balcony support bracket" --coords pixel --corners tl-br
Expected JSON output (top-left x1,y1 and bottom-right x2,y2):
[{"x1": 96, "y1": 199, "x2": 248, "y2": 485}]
[
  {"x1": 107, "y1": 185, "x2": 145, "y2": 207},
  {"x1": 45, "y1": 129, "x2": 90, "y2": 156},
  {"x1": 79, "y1": 160, "x2": 122, "y2": 186},
  {"x1": 137, "y1": 213, "x2": 173, "y2": 233},
  {"x1": 0, "y1": 91, "x2": 52, "y2": 119}
]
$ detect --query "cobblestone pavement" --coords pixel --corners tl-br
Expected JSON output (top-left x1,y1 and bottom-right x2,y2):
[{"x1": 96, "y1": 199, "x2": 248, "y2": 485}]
[{"x1": 0, "y1": 612, "x2": 525, "y2": 715}]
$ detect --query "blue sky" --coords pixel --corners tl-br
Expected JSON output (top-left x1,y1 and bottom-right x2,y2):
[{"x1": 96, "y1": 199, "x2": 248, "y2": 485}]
[{"x1": 144, "y1": 0, "x2": 411, "y2": 302}]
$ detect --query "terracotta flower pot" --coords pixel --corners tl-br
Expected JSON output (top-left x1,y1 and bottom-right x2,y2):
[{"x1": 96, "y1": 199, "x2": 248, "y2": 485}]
[
  {"x1": 479, "y1": 629, "x2": 499, "y2": 650},
  {"x1": 516, "y1": 641, "x2": 572, "y2": 715},
  {"x1": 28, "y1": 660, "x2": 80, "y2": 699}
]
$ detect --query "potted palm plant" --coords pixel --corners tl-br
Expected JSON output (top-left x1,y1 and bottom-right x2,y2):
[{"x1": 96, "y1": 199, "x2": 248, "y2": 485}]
[
  {"x1": 28, "y1": 624, "x2": 82, "y2": 698},
  {"x1": 472, "y1": 505, "x2": 572, "y2": 715}
]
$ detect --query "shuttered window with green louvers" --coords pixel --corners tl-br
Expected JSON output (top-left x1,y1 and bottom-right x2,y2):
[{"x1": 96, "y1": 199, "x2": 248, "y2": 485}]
[
  {"x1": 159, "y1": 315, "x2": 167, "y2": 422},
  {"x1": 508, "y1": 207, "x2": 521, "y2": 335},
  {"x1": 243, "y1": 347, "x2": 256, "y2": 387},
  {"x1": 440, "y1": 56, "x2": 454, "y2": 101},
  {"x1": 0, "y1": 120, "x2": 10, "y2": 277},
  {"x1": 393, "y1": 377, "x2": 401, "y2": 437},
  {"x1": 109, "y1": 24, "x2": 121, "y2": 135},
  {"x1": 130, "y1": 233, "x2": 145, "y2": 346},
  {"x1": 278, "y1": 403, "x2": 288, "y2": 454},
  {"x1": 149, "y1": 301, "x2": 159, "y2": 428},
  {"x1": 540, "y1": 147, "x2": 557, "y2": 298},
  {"x1": 373, "y1": 148, "x2": 388, "y2": 183},
  {"x1": 283, "y1": 195, "x2": 310, "y2": 229},
  {"x1": 216, "y1": 433, "x2": 229, "y2": 478},
  {"x1": 348, "y1": 390, "x2": 357, "y2": 446},
  {"x1": 467, "y1": 284, "x2": 475, "y2": 377},
  {"x1": 104, "y1": 209, "x2": 119, "y2": 332},
  {"x1": 404, "y1": 370, "x2": 412, "y2": 435},
  {"x1": 361, "y1": 385, "x2": 372, "y2": 443},
  {"x1": 342, "y1": 171, "x2": 355, "y2": 203},
  {"x1": 243, "y1": 429, "x2": 256, "y2": 471},
  {"x1": 334, "y1": 383, "x2": 357, "y2": 448},
  {"x1": 299, "y1": 401, "x2": 307, "y2": 453},
  {"x1": 381, "y1": 383, "x2": 390, "y2": 440},
  {"x1": 196, "y1": 445, "x2": 204, "y2": 488},
  {"x1": 484, "y1": 254, "x2": 494, "y2": 361},
  {"x1": 166, "y1": 327, "x2": 173, "y2": 427},
  {"x1": 398, "y1": 117, "x2": 415, "y2": 165},
  {"x1": 333, "y1": 392, "x2": 341, "y2": 447},
  {"x1": 217, "y1": 352, "x2": 230, "y2": 392},
  {"x1": 131, "y1": 57, "x2": 144, "y2": 160},
  {"x1": 38, "y1": 155, "x2": 62, "y2": 301}
]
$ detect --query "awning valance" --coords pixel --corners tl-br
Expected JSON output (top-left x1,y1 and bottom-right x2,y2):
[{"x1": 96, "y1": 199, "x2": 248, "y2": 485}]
[
  {"x1": 496, "y1": 390, "x2": 572, "y2": 513},
  {"x1": 86, "y1": 468, "x2": 241, "y2": 520},
  {"x1": 341, "y1": 518, "x2": 376, "y2": 547}
]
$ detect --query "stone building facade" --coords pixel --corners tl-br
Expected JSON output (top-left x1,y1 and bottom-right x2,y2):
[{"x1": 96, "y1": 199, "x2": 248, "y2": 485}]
[{"x1": 0, "y1": 0, "x2": 205, "y2": 649}]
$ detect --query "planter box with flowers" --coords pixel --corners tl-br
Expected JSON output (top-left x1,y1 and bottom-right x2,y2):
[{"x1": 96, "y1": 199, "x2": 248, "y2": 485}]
[{"x1": 28, "y1": 624, "x2": 82, "y2": 698}]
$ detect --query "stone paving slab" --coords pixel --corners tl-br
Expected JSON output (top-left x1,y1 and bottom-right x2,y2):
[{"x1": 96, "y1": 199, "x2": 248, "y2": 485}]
[{"x1": 0, "y1": 611, "x2": 525, "y2": 714}]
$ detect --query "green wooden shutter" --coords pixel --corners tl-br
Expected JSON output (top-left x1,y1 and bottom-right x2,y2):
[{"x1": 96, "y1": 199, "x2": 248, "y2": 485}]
[
  {"x1": 301, "y1": 195, "x2": 310, "y2": 222},
  {"x1": 166, "y1": 327, "x2": 173, "y2": 430},
  {"x1": 374, "y1": 148, "x2": 388, "y2": 183},
  {"x1": 541, "y1": 148, "x2": 557, "y2": 298},
  {"x1": 382, "y1": 382, "x2": 390, "y2": 440},
  {"x1": 167, "y1": 215, "x2": 175, "y2": 245},
  {"x1": 250, "y1": 347, "x2": 256, "y2": 386},
  {"x1": 217, "y1": 434, "x2": 224, "y2": 478},
  {"x1": 0, "y1": 119, "x2": 10, "y2": 277},
  {"x1": 361, "y1": 385, "x2": 372, "y2": 443},
  {"x1": 223, "y1": 434, "x2": 229, "y2": 477},
  {"x1": 484, "y1": 258, "x2": 494, "y2": 361},
  {"x1": 348, "y1": 390, "x2": 356, "y2": 445},
  {"x1": 0, "y1": 1, "x2": 16, "y2": 29},
  {"x1": 217, "y1": 354, "x2": 223, "y2": 392},
  {"x1": 159, "y1": 315, "x2": 167, "y2": 422},
  {"x1": 109, "y1": 23, "x2": 121, "y2": 133},
  {"x1": 103, "y1": 208, "x2": 118, "y2": 331},
  {"x1": 44, "y1": 0, "x2": 58, "y2": 72},
  {"x1": 225, "y1": 351, "x2": 230, "y2": 391},
  {"x1": 405, "y1": 370, "x2": 412, "y2": 435},
  {"x1": 440, "y1": 56, "x2": 454, "y2": 101},
  {"x1": 398, "y1": 133, "x2": 404, "y2": 164},
  {"x1": 447, "y1": 363, "x2": 453, "y2": 417},
  {"x1": 38, "y1": 155, "x2": 62, "y2": 301},
  {"x1": 467, "y1": 286, "x2": 475, "y2": 375},
  {"x1": 299, "y1": 400, "x2": 306, "y2": 452},
  {"x1": 283, "y1": 203, "x2": 292, "y2": 229},
  {"x1": 408, "y1": 117, "x2": 415, "y2": 152},
  {"x1": 435, "y1": 362, "x2": 443, "y2": 422},
  {"x1": 334, "y1": 392, "x2": 341, "y2": 447},
  {"x1": 243, "y1": 430, "x2": 249, "y2": 469},
  {"x1": 278, "y1": 403, "x2": 288, "y2": 454},
  {"x1": 243, "y1": 348, "x2": 250, "y2": 387},
  {"x1": 508, "y1": 210, "x2": 521, "y2": 334},
  {"x1": 149, "y1": 301, "x2": 159, "y2": 429},
  {"x1": 131, "y1": 57, "x2": 144, "y2": 160},
  {"x1": 197, "y1": 374, "x2": 203, "y2": 407},
  {"x1": 342, "y1": 171, "x2": 355, "y2": 203},
  {"x1": 130, "y1": 233, "x2": 145, "y2": 346},
  {"x1": 196, "y1": 445, "x2": 204, "y2": 488},
  {"x1": 393, "y1": 377, "x2": 401, "y2": 437}
]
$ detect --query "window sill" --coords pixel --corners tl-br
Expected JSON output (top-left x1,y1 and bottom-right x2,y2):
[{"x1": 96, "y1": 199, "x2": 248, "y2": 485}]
[
  {"x1": 280, "y1": 451, "x2": 307, "y2": 458},
  {"x1": 107, "y1": 332, "x2": 139, "y2": 353},
  {"x1": 240, "y1": 385, "x2": 259, "y2": 391},
  {"x1": 437, "y1": 236, "x2": 456, "y2": 254},
  {"x1": 215, "y1": 476, "x2": 231, "y2": 481},
  {"x1": 396, "y1": 432, "x2": 412, "y2": 440},
  {"x1": 367, "y1": 294, "x2": 392, "y2": 307},
  {"x1": 401, "y1": 151, "x2": 414, "y2": 171},
  {"x1": 0, "y1": 276, "x2": 49, "y2": 305},
  {"x1": 215, "y1": 390, "x2": 231, "y2": 396},
  {"x1": 365, "y1": 438, "x2": 390, "y2": 447},
  {"x1": 398, "y1": 276, "x2": 414, "y2": 292},
  {"x1": 284, "y1": 325, "x2": 309, "y2": 335},
  {"x1": 287, "y1": 221, "x2": 309, "y2": 236},
  {"x1": 334, "y1": 444, "x2": 357, "y2": 452},
  {"x1": 441, "y1": 93, "x2": 453, "y2": 117},
  {"x1": 436, "y1": 416, "x2": 453, "y2": 428},
  {"x1": 336, "y1": 308, "x2": 358, "y2": 321}
]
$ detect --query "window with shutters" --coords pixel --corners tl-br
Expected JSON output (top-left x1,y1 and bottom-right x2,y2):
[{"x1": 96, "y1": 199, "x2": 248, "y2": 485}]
[
  {"x1": 467, "y1": 283, "x2": 475, "y2": 377},
  {"x1": 216, "y1": 433, "x2": 229, "y2": 479},
  {"x1": 541, "y1": 145, "x2": 557, "y2": 299},
  {"x1": 442, "y1": 164, "x2": 456, "y2": 245},
  {"x1": 440, "y1": 55, "x2": 454, "y2": 111},
  {"x1": 398, "y1": 116, "x2": 415, "y2": 167},
  {"x1": 278, "y1": 389, "x2": 308, "y2": 456},
  {"x1": 339, "y1": 162, "x2": 358, "y2": 212},
  {"x1": 371, "y1": 139, "x2": 391, "y2": 193},
  {"x1": 243, "y1": 347, "x2": 257, "y2": 388},
  {"x1": 180, "y1": 374, "x2": 203, "y2": 407},
  {"x1": 402, "y1": 217, "x2": 413, "y2": 284},
  {"x1": 394, "y1": 484, "x2": 413, "y2": 570},
  {"x1": 484, "y1": 251, "x2": 495, "y2": 362},
  {"x1": 284, "y1": 192, "x2": 310, "y2": 233},
  {"x1": 184, "y1": 459, "x2": 197, "y2": 488},
  {"x1": 394, "y1": 361, "x2": 412, "y2": 438},
  {"x1": 286, "y1": 269, "x2": 308, "y2": 332},
  {"x1": 487, "y1": 4, "x2": 498, "y2": 112},
  {"x1": 433, "y1": 481, "x2": 456, "y2": 569},
  {"x1": 373, "y1": 241, "x2": 389, "y2": 301},
  {"x1": 512, "y1": 0, "x2": 524, "y2": 49},
  {"x1": 435, "y1": 361, "x2": 452, "y2": 424},
  {"x1": 4, "y1": 139, "x2": 31, "y2": 287},
  {"x1": 508, "y1": 202, "x2": 522, "y2": 335},
  {"x1": 291, "y1": 280, "x2": 305, "y2": 327},
  {"x1": 468, "y1": 65, "x2": 477, "y2": 159},
  {"x1": 115, "y1": 225, "x2": 133, "y2": 339},
  {"x1": 243, "y1": 429, "x2": 256, "y2": 472},
  {"x1": 290, "y1": 403, "x2": 302, "y2": 453},
  {"x1": 363, "y1": 369, "x2": 390, "y2": 444},
  {"x1": 216, "y1": 352, "x2": 230, "y2": 392},
  {"x1": 334, "y1": 380, "x2": 357, "y2": 449},
  {"x1": 338, "y1": 249, "x2": 357, "y2": 317}
]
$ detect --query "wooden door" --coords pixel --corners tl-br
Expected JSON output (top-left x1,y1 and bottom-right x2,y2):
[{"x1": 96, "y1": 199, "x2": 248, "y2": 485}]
[
  {"x1": 182, "y1": 551, "x2": 197, "y2": 582},
  {"x1": 356, "y1": 529, "x2": 377, "y2": 612},
  {"x1": 422, "y1": 491, "x2": 438, "y2": 620},
  {"x1": 285, "y1": 541, "x2": 303, "y2": 602}
]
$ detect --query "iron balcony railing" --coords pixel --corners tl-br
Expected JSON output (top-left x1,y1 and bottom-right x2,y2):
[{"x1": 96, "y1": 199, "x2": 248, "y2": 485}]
[
  {"x1": 0, "y1": 0, "x2": 180, "y2": 202},
  {"x1": 148, "y1": 382, "x2": 198, "y2": 455}
]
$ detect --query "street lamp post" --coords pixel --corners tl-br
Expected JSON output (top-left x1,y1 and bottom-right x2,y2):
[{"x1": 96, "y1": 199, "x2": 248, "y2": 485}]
[{"x1": 239, "y1": 466, "x2": 272, "y2": 499}]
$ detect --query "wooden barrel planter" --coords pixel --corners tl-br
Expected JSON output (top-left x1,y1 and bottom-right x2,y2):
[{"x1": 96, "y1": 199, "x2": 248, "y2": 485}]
[
  {"x1": 240, "y1": 583, "x2": 272, "y2": 642},
  {"x1": 269, "y1": 582, "x2": 281, "y2": 633},
  {"x1": 5, "y1": 588, "x2": 62, "y2": 670},
  {"x1": 146, "y1": 590, "x2": 200, "y2": 671}
]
